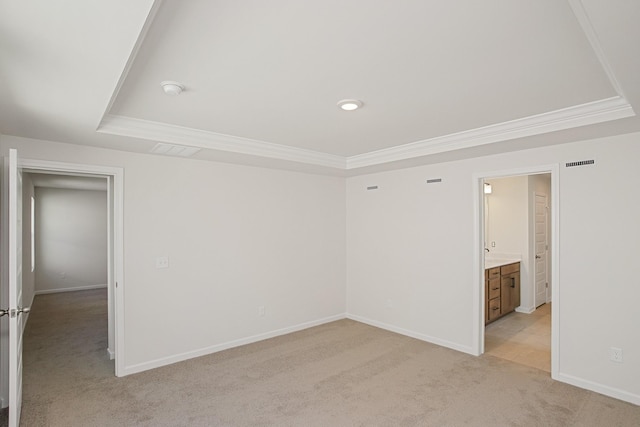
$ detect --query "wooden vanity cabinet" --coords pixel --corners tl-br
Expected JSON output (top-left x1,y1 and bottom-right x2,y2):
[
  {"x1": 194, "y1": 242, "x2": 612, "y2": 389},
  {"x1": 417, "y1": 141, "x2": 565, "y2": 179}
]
[
  {"x1": 485, "y1": 262, "x2": 520, "y2": 325},
  {"x1": 485, "y1": 268, "x2": 501, "y2": 322}
]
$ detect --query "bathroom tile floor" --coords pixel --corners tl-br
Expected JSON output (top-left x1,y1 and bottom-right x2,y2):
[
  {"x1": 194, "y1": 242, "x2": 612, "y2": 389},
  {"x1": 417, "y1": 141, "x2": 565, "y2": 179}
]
[{"x1": 485, "y1": 303, "x2": 551, "y2": 372}]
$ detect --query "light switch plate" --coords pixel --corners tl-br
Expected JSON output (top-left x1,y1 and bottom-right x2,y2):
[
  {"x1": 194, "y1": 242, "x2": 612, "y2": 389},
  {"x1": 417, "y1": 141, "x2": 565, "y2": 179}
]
[{"x1": 156, "y1": 256, "x2": 169, "y2": 269}]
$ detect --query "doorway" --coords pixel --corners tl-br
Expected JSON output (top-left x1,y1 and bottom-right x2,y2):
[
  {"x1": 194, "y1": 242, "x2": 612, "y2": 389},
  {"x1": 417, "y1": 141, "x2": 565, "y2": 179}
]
[
  {"x1": 473, "y1": 165, "x2": 559, "y2": 379},
  {"x1": 26, "y1": 171, "x2": 110, "y2": 354},
  {"x1": 10, "y1": 156, "x2": 124, "y2": 374}
]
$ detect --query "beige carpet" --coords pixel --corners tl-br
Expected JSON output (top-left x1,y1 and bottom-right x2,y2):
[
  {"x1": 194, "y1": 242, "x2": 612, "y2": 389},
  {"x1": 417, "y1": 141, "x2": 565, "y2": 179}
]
[{"x1": 2, "y1": 289, "x2": 639, "y2": 426}]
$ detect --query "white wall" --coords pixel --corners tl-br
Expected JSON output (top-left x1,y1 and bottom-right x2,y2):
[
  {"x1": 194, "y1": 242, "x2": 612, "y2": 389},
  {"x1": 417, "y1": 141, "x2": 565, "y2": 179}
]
[
  {"x1": 347, "y1": 132, "x2": 640, "y2": 404},
  {"x1": 34, "y1": 187, "x2": 108, "y2": 293},
  {"x1": 0, "y1": 135, "x2": 347, "y2": 377}
]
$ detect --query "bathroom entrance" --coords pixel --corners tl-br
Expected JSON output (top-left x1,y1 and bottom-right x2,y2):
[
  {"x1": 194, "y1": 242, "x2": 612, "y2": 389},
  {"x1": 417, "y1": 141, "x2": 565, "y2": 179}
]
[{"x1": 474, "y1": 166, "x2": 558, "y2": 376}]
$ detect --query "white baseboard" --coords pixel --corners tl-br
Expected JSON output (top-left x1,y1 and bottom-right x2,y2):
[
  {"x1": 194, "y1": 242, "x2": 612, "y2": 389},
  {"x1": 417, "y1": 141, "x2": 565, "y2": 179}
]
[
  {"x1": 35, "y1": 284, "x2": 107, "y2": 295},
  {"x1": 121, "y1": 313, "x2": 346, "y2": 376},
  {"x1": 346, "y1": 313, "x2": 475, "y2": 355},
  {"x1": 556, "y1": 372, "x2": 640, "y2": 406},
  {"x1": 107, "y1": 348, "x2": 115, "y2": 360},
  {"x1": 515, "y1": 305, "x2": 535, "y2": 314}
]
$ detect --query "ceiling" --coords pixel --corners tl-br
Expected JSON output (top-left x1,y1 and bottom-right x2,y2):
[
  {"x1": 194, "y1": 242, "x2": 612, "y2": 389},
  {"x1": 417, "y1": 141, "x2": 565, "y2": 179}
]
[{"x1": 1, "y1": 0, "x2": 639, "y2": 176}]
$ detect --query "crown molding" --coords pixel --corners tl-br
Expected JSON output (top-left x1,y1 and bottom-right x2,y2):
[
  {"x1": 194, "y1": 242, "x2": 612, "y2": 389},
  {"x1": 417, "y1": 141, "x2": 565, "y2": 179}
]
[
  {"x1": 97, "y1": 114, "x2": 346, "y2": 169},
  {"x1": 99, "y1": 96, "x2": 633, "y2": 171},
  {"x1": 346, "y1": 96, "x2": 634, "y2": 169}
]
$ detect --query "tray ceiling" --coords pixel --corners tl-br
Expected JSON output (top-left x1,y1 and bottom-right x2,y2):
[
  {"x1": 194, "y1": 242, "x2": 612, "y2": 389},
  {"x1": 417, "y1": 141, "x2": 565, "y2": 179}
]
[{"x1": 1, "y1": 0, "x2": 638, "y2": 174}]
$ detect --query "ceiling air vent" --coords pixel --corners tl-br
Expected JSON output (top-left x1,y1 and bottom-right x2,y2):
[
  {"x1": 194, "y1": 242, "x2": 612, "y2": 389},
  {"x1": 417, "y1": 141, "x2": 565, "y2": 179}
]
[
  {"x1": 150, "y1": 143, "x2": 200, "y2": 157},
  {"x1": 565, "y1": 159, "x2": 595, "y2": 168},
  {"x1": 366, "y1": 185, "x2": 379, "y2": 191},
  {"x1": 426, "y1": 178, "x2": 442, "y2": 184}
]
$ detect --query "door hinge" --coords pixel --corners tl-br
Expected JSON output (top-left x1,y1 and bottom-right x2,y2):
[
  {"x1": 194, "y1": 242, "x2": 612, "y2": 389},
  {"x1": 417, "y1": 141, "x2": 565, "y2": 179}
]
[{"x1": 546, "y1": 282, "x2": 549, "y2": 288}]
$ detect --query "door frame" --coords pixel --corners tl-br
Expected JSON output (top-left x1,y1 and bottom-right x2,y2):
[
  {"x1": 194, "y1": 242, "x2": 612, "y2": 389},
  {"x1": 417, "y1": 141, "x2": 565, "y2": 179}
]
[
  {"x1": 17, "y1": 157, "x2": 125, "y2": 376},
  {"x1": 472, "y1": 164, "x2": 560, "y2": 380}
]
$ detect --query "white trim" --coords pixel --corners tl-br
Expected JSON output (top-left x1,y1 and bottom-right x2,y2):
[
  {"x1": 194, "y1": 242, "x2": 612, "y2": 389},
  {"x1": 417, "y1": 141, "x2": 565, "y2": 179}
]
[
  {"x1": 348, "y1": 97, "x2": 633, "y2": 169},
  {"x1": 472, "y1": 164, "x2": 560, "y2": 379},
  {"x1": 97, "y1": 98, "x2": 633, "y2": 172},
  {"x1": 515, "y1": 306, "x2": 535, "y2": 314},
  {"x1": 346, "y1": 313, "x2": 475, "y2": 356},
  {"x1": 34, "y1": 284, "x2": 107, "y2": 295},
  {"x1": 121, "y1": 314, "x2": 346, "y2": 376},
  {"x1": 97, "y1": 114, "x2": 346, "y2": 169},
  {"x1": 556, "y1": 372, "x2": 640, "y2": 406},
  {"x1": 106, "y1": 175, "x2": 114, "y2": 368},
  {"x1": 18, "y1": 158, "x2": 125, "y2": 377}
]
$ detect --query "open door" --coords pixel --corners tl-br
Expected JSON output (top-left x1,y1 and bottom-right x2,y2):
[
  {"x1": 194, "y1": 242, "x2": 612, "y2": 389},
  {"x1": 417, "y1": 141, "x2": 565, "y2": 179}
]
[
  {"x1": 8, "y1": 149, "x2": 28, "y2": 427},
  {"x1": 534, "y1": 193, "x2": 548, "y2": 308}
]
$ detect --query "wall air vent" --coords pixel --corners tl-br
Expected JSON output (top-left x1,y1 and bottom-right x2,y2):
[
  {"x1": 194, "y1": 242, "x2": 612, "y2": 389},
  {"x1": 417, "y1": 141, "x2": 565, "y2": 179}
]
[
  {"x1": 565, "y1": 159, "x2": 595, "y2": 168},
  {"x1": 426, "y1": 178, "x2": 442, "y2": 184},
  {"x1": 150, "y1": 143, "x2": 201, "y2": 157},
  {"x1": 366, "y1": 185, "x2": 379, "y2": 191}
]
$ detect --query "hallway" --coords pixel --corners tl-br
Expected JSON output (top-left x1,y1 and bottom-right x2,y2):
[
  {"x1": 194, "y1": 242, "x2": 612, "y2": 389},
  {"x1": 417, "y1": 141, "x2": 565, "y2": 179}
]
[{"x1": 20, "y1": 289, "x2": 113, "y2": 425}]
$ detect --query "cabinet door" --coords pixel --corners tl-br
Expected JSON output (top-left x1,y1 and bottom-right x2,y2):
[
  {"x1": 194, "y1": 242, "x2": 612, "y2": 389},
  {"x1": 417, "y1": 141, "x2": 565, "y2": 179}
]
[
  {"x1": 488, "y1": 297, "x2": 501, "y2": 321},
  {"x1": 501, "y1": 273, "x2": 520, "y2": 314}
]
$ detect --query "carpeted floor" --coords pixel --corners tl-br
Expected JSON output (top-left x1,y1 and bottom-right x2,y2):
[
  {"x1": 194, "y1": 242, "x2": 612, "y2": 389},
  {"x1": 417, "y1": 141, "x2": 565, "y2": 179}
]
[{"x1": 2, "y1": 289, "x2": 639, "y2": 426}]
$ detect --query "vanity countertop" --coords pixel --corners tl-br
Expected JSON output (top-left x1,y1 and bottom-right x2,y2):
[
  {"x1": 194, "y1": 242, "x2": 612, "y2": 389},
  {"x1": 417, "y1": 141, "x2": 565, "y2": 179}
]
[{"x1": 485, "y1": 258, "x2": 521, "y2": 270}]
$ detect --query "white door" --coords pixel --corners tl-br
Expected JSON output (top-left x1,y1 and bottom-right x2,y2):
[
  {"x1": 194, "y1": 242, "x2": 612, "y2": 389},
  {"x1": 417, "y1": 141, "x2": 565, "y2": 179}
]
[
  {"x1": 534, "y1": 193, "x2": 548, "y2": 307},
  {"x1": 8, "y1": 149, "x2": 27, "y2": 427}
]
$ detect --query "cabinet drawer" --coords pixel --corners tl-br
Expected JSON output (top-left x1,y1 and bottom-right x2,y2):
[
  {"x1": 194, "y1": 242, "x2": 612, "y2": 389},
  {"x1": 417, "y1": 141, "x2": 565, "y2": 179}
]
[
  {"x1": 488, "y1": 278, "x2": 500, "y2": 300},
  {"x1": 488, "y1": 298, "x2": 501, "y2": 321},
  {"x1": 500, "y1": 262, "x2": 520, "y2": 276},
  {"x1": 487, "y1": 267, "x2": 501, "y2": 279}
]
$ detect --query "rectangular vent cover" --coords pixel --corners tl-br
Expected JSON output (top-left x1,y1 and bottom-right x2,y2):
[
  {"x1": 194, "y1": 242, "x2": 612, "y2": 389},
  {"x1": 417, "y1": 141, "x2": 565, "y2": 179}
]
[
  {"x1": 427, "y1": 178, "x2": 442, "y2": 184},
  {"x1": 566, "y1": 159, "x2": 595, "y2": 168},
  {"x1": 366, "y1": 185, "x2": 379, "y2": 190},
  {"x1": 151, "y1": 143, "x2": 201, "y2": 157}
]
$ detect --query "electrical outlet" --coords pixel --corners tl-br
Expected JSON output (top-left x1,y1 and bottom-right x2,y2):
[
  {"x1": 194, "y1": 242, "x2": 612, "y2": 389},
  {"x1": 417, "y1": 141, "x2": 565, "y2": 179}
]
[
  {"x1": 609, "y1": 347, "x2": 623, "y2": 363},
  {"x1": 258, "y1": 306, "x2": 265, "y2": 317},
  {"x1": 491, "y1": 241, "x2": 496, "y2": 247},
  {"x1": 155, "y1": 256, "x2": 169, "y2": 269}
]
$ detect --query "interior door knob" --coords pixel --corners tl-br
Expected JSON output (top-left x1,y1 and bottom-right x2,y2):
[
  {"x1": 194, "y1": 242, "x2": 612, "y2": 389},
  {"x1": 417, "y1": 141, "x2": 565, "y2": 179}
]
[
  {"x1": 0, "y1": 309, "x2": 8, "y2": 317},
  {"x1": 535, "y1": 255, "x2": 541, "y2": 259}
]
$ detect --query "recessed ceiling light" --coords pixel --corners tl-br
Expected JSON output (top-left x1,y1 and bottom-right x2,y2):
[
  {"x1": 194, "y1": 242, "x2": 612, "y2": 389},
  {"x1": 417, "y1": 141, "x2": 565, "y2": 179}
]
[
  {"x1": 337, "y1": 99, "x2": 363, "y2": 111},
  {"x1": 161, "y1": 81, "x2": 185, "y2": 96}
]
